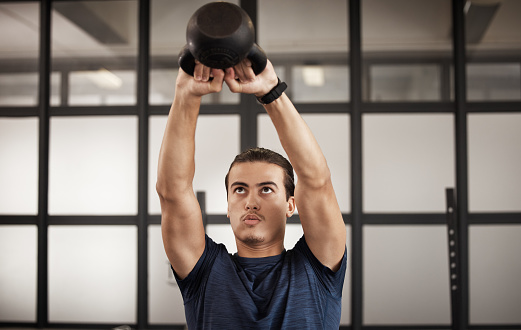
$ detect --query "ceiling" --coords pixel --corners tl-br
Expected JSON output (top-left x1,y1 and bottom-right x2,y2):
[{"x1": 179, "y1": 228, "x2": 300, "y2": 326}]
[{"x1": 0, "y1": 0, "x2": 520, "y2": 61}]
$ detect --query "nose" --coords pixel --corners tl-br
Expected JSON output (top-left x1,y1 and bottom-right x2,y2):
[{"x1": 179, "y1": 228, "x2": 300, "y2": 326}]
[{"x1": 245, "y1": 195, "x2": 259, "y2": 210}]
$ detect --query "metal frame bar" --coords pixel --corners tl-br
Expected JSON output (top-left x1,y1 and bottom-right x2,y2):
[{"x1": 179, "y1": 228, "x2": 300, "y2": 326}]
[
  {"x1": 349, "y1": 1, "x2": 363, "y2": 329},
  {"x1": 453, "y1": 1, "x2": 470, "y2": 328}
]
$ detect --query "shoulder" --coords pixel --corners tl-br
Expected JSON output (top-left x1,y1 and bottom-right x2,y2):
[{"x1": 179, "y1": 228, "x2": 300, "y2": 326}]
[{"x1": 291, "y1": 235, "x2": 347, "y2": 275}]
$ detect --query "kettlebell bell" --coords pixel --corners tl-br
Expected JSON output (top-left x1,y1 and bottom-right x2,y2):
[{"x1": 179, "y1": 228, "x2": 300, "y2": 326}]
[{"x1": 178, "y1": 2, "x2": 267, "y2": 76}]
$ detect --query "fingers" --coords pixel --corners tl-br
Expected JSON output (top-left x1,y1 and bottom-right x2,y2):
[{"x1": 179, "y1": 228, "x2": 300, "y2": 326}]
[
  {"x1": 193, "y1": 61, "x2": 212, "y2": 82},
  {"x1": 233, "y1": 58, "x2": 255, "y2": 83},
  {"x1": 209, "y1": 68, "x2": 225, "y2": 92}
]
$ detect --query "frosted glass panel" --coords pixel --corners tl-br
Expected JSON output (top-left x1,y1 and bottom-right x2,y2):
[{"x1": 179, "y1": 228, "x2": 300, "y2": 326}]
[
  {"x1": 149, "y1": 115, "x2": 240, "y2": 215},
  {"x1": 148, "y1": 225, "x2": 185, "y2": 324},
  {"x1": 0, "y1": 226, "x2": 37, "y2": 322},
  {"x1": 291, "y1": 65, "x2": 349, "y2": 103},
  {"x1": 364, "y1": 114, "x2": 454, "y2": 212},
  {"x1": 258, "y1": 113, "x2": 350, "y2": 213},
  {"x1": 0, "y1": 118, "x2": 38, "y2": 215},
  {"x1": 49, "y1": 116, "x2": 138, "y2": 215},
  {"x1": 468, "y1": 114, "x2": 521, "y2": 212},
  {"x1": 48, "y1": 226, "x2": 137, "y2": 323},
  {"x1": 470, "y1": 225, "x2": 521, "y2": 324},
  {"x1": 364, "y1": 225, "x2": 450, "y2": 325}
]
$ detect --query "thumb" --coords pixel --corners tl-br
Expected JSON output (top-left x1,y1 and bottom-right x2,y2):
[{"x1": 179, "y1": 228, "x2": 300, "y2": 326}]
[
  {"x1": 208, "y1": 68, "x2": 225, "y2": 92},
  {"x1": 224, "y1": 67, "x2": 242, "y2": 93}
]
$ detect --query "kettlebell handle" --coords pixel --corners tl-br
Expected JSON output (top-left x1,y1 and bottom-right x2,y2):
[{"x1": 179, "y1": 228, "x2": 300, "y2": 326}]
[{"x1": 178, "y1": 43, "x2": 267, "y2": 76}]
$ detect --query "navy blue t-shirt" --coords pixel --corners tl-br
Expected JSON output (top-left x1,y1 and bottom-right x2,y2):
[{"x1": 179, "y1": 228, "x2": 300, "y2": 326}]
[{"x1": 174, "y1": 235, "x2": 347, "y2": 329}]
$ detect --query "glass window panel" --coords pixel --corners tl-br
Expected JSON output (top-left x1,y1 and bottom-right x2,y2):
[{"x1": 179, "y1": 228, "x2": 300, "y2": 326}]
[
  {"x1": 0, "y1": 118, "x2": 38, "y2": 215},
  {"x1": 48, "y1": 225, "x2": 137, "y2": 323},
  {"x1": 0, "y1": 73, "x2": 37, "y2": 106},
  {"x1": 362, "y1": 0, "x2": 452, "y2": 101},
  {"x1": 49, "y1": 116, "x2": 138, "y2": 215},
  {"x1": 369, "y1": 64, "x2": 441, "y2": 101},
  {"x1": 363, "y1": 114, "x2": 454, "y2": 213},
  {"x1": 0, "y1": 72, "x2": 61, "y2": 107},
  {"x1": 149, "y1": 115, "x2": 240, "y2": 215},
  {"x1": 258, "y1": 0, "x2": 348, "y2": 54},
  {"x1": 68, "y1": 69, "x2": 136, "y2": 106},
  {"x1": 51, "y1": 0, "x2": 138, "y2": 106},
  {"x1": 467, "y1": 63, "x2": 521, "y2": 101},
  {"x1": 0, "y1": 225, "x2": 37, "y2": 322},
  {"x1": 363, "y1": 225, "x2": 450, "y2": 325},
  {"x1": 0, "y1": 2, "x2": 39, "y2": 106},
  {"x1": 470, "y1": 225, "x2": 521, "y2": 324},
  {"x1": 148, "y1": 225, "x2": 185, "y2": 324},
  {"x1": 466, "y1": 0, "x2": 521, "y2": 100},
  {"x1": 291, "y1": 65, "x2": 349, "y2": 103},
  {"x1": 258, "y1": 113, "x2": 350, "y2": 213},
  {"x1": 468, "y1": 114, "x2": 521, "y2": 212}
]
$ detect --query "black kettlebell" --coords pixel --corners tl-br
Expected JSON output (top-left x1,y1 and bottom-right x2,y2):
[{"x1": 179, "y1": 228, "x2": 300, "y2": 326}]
[{"x1": 178, "y1": 2, "x2": 267, "y2": 76}]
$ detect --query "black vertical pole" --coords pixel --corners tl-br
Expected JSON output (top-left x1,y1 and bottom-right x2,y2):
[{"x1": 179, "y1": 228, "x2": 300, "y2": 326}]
[
  {"x1": 446, "y1": 188, "x2": 462, "y2": 330},
  {"x1": 349, "y1": 0, "x2": 363, "y2": 329},
  {"x1": 240, "y1": 0, "x2": 259, "y2": 151},
  {"x1": 137, "y1": 0, "x2": 150, "y2": 328},
  {"x1": 452, "y1": 0, "x2": 469, "y2": 328},
  {"x1": 37, "y1": 0, "x2": 51, "y2": 327}
]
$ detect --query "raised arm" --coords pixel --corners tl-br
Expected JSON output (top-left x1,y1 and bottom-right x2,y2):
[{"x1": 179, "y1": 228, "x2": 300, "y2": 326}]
[
  {"x1": 225, "y1": 60, "x2": 346, "y2": 271},
  {"x1": 157, "y1": 64, "x2": 224, "y2": 279}
]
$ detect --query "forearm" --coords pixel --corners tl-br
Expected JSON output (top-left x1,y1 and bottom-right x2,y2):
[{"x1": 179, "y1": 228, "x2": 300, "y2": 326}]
[{"x1": 263, "y1": 93, "x2": 331, "y2": 186}]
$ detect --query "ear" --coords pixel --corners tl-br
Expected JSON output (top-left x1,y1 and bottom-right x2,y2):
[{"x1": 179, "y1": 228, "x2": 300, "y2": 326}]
[{"x1": 286, "y1": 196, "x2": 296, "y2": 218}]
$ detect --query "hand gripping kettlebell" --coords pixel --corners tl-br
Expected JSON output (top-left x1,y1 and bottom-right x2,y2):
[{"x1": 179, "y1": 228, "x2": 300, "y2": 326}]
[{"x1": 178, "y1": 2, "x2": 267, "y2": 76}]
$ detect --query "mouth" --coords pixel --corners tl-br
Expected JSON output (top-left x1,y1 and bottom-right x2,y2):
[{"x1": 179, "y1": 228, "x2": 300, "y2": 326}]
[{"x1": 242, "y1": 213, "x2": 263, "y2": 226}]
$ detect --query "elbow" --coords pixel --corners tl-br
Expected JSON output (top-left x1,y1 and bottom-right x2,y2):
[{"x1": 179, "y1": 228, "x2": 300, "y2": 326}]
[
  {"x1": 156, "y1": 180, "x2": 172, "y2": 204},
  {"x1": 300, "y1": 167, "x2": 332, "y2": 189}
]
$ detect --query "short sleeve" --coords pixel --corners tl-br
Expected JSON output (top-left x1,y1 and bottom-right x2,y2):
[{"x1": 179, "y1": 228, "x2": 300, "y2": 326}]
[
  {"x1": 174, "y1": 235, "x2": 225, "y2": 303},
  {"x1": 293, "y1": 235, "x2": 347, "y2": 298}
]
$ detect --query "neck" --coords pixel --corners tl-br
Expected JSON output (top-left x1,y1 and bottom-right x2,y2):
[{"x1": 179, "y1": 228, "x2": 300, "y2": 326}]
[{"x1": 235, "y1": 239, "x2": 284, "y2": 258}]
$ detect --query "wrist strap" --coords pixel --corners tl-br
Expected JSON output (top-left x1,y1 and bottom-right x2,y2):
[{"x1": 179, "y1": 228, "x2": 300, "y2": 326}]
[{"x1": 256, "y1": 78, "x2": 287, "y2": 105}]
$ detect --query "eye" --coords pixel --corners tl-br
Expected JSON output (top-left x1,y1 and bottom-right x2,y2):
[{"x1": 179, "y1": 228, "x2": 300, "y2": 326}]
[
  {"x1": 261, "y1": 187, "x2": 273, "y2": 194},
  {"x1": 234, "y1": 187, "x2": 245, "y2": 194}
]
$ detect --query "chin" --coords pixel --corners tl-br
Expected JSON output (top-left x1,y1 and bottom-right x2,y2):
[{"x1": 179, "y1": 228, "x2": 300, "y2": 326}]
[{"x1": 242, "y1": 234, "x2": 265, "y2": 245}]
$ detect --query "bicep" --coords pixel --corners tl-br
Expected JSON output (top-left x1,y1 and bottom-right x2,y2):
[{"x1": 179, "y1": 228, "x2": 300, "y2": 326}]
[
  {"x1": 295, "y1": 180, "x2": 346, "y2": 271},
  {"x1": 160, "y1": 191, "x2": 206, "y2": 279}
]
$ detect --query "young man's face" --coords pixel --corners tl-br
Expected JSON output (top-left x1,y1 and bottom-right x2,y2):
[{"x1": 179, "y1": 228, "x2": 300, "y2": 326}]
[{"x1": 226, "y1": 162, "x2": 295, "y2": 252}]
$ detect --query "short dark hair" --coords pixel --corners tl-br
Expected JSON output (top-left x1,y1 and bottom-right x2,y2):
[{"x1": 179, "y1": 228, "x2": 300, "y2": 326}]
[{"x1": 225, "y1": 147, "x2": 295, "y2": 200}]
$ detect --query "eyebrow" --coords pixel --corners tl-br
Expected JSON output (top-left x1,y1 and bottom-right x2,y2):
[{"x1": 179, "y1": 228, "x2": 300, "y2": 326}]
[{"x1": 230, "y1": 181, "x2": 279, "y2": 188}]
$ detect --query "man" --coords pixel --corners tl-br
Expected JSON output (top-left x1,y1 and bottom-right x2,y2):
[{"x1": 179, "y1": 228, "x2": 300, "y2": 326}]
[{"x1": 157, "y1": 57, "x2": 347, "y2": 329}]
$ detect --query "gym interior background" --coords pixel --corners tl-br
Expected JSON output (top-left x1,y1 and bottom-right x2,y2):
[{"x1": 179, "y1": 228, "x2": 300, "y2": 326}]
[{"x1": 0, "y1": 0, "x2": 520, "y2": 329}]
